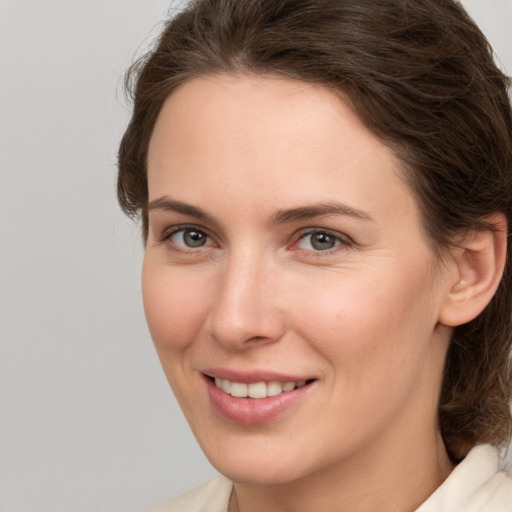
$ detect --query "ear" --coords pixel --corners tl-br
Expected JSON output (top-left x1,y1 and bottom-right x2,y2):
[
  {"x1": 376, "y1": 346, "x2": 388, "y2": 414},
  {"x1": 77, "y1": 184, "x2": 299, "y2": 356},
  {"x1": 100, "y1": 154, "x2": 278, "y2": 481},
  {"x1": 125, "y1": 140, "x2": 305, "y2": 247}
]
[{"x1": 439, "y1": 213, "x2": 507, "y2": 327}]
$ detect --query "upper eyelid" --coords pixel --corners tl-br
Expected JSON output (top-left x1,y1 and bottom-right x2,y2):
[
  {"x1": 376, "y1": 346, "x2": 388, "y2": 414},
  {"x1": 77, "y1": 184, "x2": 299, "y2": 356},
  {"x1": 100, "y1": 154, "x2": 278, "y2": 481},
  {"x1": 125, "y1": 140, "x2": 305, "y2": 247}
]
[
  {"x1": 294, "y1": 227, "x2": 352, "y2": 242},
  {"x1": 290, "y1": 230, "x2": 353, "y2": 261},
  {"x1": 148, "y1": 208, "x2": 221, "y2": 239},
  {"x1": 160, "y1": 224, "x2": 213, "y2": 243}
]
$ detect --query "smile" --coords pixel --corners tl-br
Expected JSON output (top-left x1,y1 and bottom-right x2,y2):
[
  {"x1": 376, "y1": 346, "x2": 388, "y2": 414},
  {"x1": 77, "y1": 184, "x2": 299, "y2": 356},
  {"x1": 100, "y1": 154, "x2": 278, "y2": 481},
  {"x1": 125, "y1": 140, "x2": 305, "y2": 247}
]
[
  {"x1": 205, "y1": 374, "x2": 316, "y2": 425},
  {"x1": 214, "y1": 378, "x2": 308, "y2": 398}
]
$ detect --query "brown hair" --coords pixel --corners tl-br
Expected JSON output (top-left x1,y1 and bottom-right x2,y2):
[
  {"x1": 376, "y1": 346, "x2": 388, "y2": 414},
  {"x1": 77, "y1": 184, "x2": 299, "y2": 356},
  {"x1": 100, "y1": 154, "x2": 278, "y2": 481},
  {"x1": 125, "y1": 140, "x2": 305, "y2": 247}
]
[{"x1": 117, "y1": 0, "x2": 512, "y2": 461}]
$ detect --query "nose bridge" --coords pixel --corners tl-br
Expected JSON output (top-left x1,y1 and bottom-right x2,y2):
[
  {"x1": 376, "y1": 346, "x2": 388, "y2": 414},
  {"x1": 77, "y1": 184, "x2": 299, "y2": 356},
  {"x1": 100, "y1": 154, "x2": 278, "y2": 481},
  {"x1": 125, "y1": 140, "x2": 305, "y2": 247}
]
[{"x1": 208, "y1": 245, "x2": 284, "y2": 349}]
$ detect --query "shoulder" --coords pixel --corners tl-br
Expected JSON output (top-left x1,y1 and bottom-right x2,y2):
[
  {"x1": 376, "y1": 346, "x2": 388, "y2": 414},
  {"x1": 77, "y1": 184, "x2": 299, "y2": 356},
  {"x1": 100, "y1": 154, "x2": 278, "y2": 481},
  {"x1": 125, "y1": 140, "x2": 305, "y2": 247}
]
[
  {"x1": 146, "y1": 476, "x2": 233, "y2": 512},
  {"x1": 417, "y1": 445, "x2": 512, "y2": 512},
  {"x1": 480, "y1": 464, "x2": 512, "y2": 512}
]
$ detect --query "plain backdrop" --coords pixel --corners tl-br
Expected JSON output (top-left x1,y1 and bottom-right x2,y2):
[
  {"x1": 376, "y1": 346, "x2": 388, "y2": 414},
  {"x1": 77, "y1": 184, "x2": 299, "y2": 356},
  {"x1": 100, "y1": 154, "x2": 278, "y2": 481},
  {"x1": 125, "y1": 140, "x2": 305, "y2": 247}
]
[{"x1": 0, "y1": 1, "x2": 511, "y2": 511}]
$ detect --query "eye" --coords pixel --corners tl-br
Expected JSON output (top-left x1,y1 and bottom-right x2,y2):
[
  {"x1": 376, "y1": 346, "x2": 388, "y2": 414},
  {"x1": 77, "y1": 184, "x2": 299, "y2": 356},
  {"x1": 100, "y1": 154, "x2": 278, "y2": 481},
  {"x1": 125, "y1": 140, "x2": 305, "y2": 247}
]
[
  {"x1": 296, "y1": 230, "x2": 347, "y2": 251},
  {"x1": 169, "y1": 227, "x2": 211, "y2": 248}
]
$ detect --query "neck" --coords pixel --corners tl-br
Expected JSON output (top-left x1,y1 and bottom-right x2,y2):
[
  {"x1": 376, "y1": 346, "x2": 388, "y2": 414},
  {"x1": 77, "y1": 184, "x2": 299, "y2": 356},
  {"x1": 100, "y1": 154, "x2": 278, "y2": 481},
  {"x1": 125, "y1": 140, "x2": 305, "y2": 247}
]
[{"x1": 230, "y1": 429, "x2": 454, "y2": 512}]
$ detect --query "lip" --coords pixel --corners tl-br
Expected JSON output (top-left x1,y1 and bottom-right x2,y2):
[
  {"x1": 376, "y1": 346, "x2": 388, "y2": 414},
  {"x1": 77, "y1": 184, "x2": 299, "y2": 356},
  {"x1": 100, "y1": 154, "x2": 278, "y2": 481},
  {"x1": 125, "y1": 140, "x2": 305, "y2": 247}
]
[
  {"x1": 202, "y1": 371, "x2": 316, "y2": 425},
  {"x1": 202, "y1": 368, "x2": 314, "y2": 384}
]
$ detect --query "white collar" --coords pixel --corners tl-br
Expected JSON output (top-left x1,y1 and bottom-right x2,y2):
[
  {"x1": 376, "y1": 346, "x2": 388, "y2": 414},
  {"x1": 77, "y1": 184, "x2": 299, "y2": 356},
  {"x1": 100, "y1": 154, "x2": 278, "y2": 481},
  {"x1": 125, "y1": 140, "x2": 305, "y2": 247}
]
[{"x1": 415, "y1": 444, "x2": 512, "y2": 512}]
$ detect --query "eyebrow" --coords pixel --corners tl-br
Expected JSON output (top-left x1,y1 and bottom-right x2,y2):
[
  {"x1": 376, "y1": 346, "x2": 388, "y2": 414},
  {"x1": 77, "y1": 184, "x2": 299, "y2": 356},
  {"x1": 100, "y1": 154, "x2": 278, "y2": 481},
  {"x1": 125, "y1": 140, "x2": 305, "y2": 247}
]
[
  {"x1": 272, "y1": 201, "x2": 373, "y2": 224},
  {"x1": 147, "y1": 197, "x2": 215, "y2": 222},
  {"x1": 147, "y1": 197, "x2": 372, "y2": 224}
]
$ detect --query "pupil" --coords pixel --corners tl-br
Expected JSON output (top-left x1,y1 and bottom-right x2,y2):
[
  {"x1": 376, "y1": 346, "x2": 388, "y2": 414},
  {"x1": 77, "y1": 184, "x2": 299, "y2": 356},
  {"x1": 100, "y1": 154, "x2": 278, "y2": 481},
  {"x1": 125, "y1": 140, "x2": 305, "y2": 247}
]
[
  {"x1": 312, "y1": 233, "x2": 335, "y2": 250},
  {"x1": 184, "y1": 230, "x2": 206, "y2": 247}
]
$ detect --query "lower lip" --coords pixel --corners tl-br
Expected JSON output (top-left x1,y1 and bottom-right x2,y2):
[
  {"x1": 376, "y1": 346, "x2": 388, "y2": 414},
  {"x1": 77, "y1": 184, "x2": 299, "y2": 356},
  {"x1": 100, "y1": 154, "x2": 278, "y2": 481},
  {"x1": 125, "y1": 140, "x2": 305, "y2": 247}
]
[{"x1": 205, "y1": 377, "x2": 314, "y2": 425}]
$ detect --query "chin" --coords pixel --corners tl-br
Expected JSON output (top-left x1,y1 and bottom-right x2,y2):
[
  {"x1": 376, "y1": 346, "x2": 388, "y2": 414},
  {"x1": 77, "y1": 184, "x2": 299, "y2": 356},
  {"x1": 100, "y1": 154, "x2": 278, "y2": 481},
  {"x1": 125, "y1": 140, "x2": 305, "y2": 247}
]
[
  {"x1": 195, "y1": 431, "x2": 331, "y2": 486},
  {"x1": 211, "y1": 456, "x2": 310, "y2": 485}
]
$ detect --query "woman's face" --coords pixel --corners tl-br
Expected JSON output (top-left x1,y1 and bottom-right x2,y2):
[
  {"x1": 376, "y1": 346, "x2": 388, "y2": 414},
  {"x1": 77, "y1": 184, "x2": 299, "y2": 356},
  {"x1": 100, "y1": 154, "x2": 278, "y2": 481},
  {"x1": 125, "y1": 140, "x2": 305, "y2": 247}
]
[{"x1": 143, "y1": 74, "x2": 455, "y2": 483}]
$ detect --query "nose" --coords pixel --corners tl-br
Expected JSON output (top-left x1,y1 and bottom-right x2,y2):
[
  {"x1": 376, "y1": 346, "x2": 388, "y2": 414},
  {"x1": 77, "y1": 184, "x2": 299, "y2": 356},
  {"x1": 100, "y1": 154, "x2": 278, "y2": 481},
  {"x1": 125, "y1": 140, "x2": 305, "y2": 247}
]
[{"x1": 207, "y1": 251, "x2": 286, "y2": 351}]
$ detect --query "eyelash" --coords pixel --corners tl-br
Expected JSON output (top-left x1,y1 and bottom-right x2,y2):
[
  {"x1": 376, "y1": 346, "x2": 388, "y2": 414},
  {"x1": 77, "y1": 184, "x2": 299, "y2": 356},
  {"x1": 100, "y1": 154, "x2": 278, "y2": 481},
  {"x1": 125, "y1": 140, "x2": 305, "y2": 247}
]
[
  {"x1": 293, "y1": 228, "x2": 352, "y2": 257},
  {"x1": 158, "y1": 225, "x2": 352, "y2": 257},
  {"x1": 159, "y1": 224, "x2": 216, "y2": 253}
]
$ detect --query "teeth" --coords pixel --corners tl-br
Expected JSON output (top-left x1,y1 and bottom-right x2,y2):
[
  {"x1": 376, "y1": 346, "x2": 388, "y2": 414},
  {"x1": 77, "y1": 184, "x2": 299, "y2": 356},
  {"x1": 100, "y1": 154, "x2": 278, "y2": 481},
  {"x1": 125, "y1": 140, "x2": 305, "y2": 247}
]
[
  {"x1": 222, "y1": 379, "x2": 231, "y2": 394},
  {"x1": 282, "y1": 381, "x2": 295, "y2": 392},
  {"x1": 248, "y1": 382, "x2": 267, "y2": 399},
  {"x1": 230, "y1": 382, "x2": 248, "y2": 397},
  {"x1": 213, "y1": 378, "x2": 309, "y2": 398},
  {"x1": 266, "y1": 381, "x2": 283, "y2": 396}
]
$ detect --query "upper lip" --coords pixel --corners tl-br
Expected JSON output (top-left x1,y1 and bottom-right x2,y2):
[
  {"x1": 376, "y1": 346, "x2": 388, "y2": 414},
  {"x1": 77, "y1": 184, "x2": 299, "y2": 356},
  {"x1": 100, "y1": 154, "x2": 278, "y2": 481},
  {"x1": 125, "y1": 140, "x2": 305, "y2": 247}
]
[{"x1": 201, "y1": 368, "x2": 315, "y2": 384}]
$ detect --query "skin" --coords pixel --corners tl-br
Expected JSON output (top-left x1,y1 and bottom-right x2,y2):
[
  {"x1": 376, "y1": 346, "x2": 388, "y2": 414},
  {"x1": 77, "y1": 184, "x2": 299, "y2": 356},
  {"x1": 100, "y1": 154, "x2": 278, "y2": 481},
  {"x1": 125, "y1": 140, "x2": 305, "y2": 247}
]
[{"x1": 143, "y1": 74, "x2": 460, "y2": 512}]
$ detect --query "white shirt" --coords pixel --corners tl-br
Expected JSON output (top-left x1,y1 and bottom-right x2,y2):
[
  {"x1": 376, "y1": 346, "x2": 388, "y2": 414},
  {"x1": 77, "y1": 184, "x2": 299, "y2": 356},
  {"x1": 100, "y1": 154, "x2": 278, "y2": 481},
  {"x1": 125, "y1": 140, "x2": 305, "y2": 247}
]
[{"x1": 147, "y1": 445, "x2": 512, "y2": 512}]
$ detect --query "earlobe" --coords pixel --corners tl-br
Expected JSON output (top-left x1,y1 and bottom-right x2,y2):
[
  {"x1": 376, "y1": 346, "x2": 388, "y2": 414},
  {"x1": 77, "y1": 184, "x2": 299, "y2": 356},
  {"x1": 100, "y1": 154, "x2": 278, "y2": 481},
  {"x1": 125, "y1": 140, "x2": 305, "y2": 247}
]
[{"x1": 439, "y1": 213, "x2": 507, "y2": 327}]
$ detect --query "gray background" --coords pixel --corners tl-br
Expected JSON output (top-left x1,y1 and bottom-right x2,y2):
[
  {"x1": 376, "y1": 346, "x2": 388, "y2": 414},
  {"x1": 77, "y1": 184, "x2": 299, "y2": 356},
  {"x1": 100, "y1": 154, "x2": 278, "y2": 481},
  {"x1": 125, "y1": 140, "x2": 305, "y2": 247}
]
[{"x1": 1, "y1": 1, "x2": 511, "y2": 511}]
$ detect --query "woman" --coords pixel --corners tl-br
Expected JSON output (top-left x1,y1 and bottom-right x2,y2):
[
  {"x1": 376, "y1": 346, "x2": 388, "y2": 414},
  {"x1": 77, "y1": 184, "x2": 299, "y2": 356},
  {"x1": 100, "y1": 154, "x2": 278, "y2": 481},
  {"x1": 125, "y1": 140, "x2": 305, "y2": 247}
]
[{"x1": 118, "y1": 0, "x2": 512, "y2": 510}]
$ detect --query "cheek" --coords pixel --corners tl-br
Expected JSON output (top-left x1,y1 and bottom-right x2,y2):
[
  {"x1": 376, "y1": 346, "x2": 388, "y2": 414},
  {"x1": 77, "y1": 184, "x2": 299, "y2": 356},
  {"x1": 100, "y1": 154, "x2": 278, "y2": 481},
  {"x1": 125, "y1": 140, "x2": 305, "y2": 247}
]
[
  {"x1": 290, "y1": 262, "x2": 439, "y2": 383},
  {"x1": 141, "y1": 259, "x2": 211, "y2": 352}
]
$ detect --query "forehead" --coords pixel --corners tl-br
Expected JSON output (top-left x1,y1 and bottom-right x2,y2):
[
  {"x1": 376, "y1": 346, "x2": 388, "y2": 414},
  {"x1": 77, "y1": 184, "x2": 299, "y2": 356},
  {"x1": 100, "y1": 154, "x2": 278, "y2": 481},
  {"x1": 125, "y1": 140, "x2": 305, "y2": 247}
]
[{"x1": 147, "y1": 74, "x2": 418, "y2": 228}]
